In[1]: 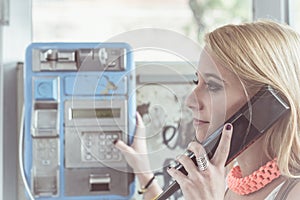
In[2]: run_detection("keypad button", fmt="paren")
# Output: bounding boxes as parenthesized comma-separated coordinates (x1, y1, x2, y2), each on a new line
(106, 135, 112, 140)
(112, 153, 119, 160)
(112, 134, 118, 139)
(86, 141, 93, 147)
(99, 134, 105, 139)
(85, 154, 92, 160)
(106, 154, 112, 160)
(99, 148, 105, 153)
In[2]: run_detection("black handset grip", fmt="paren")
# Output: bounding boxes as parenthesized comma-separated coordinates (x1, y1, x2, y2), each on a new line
(155, 86, 290, 200)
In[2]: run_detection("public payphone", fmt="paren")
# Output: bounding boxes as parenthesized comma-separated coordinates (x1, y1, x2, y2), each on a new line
(23, 43, 136, 199)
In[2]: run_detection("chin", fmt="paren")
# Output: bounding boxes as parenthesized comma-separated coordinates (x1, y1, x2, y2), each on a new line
(195, 123, 217, 143)
(195, 129, 209, 143)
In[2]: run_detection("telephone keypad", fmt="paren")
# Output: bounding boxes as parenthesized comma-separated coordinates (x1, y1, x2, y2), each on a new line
(81, 132, 121, 162)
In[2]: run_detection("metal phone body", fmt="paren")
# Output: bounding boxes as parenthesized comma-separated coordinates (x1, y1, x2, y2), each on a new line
(156, 85, 290, 200)
(24, 43, 136, 200)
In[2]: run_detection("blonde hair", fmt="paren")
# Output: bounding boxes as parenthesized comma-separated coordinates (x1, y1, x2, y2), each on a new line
(204, 19, 300, 178)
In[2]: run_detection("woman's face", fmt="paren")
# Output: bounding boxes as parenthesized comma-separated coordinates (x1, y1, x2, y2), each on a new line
(185, 48, 249, 142)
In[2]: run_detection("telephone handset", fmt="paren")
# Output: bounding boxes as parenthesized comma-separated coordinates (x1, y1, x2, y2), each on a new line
(155, 85, 290, 200)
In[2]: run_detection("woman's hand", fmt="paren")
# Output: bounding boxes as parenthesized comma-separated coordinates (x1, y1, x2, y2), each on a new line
(114, 112, 151, 174)
(167, 123, 233, 200)
(114, 113, 163, 199)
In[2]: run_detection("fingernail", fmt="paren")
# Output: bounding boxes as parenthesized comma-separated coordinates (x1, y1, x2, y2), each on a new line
(113, 139, 119, 145)
(226, 124, 232, 130)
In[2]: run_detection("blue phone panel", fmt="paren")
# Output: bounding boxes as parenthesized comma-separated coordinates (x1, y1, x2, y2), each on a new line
(24, 43, 136, 200)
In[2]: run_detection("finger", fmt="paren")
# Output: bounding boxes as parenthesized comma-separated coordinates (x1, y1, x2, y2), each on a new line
(187, 142, 210, 173)
(211, 123, 233, 166)
(134, 112, 146, 138)
(136, 112, 145, 128)
(177, 155, 199, 175)
(167, 167, 190, 186)
(187, 141, 207, 159)
(131, 113, 147, 151)
(114, 139, 135, 154)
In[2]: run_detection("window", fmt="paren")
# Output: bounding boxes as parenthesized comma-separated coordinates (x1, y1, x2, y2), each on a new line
(33, 0, 251, 44)
(289, 0, 300, 33)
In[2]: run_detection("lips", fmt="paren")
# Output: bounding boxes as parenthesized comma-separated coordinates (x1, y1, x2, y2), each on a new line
(193, 118, 209, 126)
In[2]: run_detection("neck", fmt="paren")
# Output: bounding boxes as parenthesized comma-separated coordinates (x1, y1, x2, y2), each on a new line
(236, 135, 270, 177)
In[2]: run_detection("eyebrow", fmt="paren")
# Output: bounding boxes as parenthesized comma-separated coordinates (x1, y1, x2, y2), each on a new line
(203, 72, 225, 82)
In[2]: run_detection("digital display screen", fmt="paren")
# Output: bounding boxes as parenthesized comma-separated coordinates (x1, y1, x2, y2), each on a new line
(72, 108, 121, 119)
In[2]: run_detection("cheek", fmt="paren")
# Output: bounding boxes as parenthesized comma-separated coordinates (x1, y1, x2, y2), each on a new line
(210, 92, 227, 120)
(209, 99, 227, 131)
(204, 92, 228, 134)
(225, 94, 248, 119)
(209, 92, 246, 131)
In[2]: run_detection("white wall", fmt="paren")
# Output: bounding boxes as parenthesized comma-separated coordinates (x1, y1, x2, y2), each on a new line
(0, 0, 31, 199)
(3, 0, 32, 62)
(0, 26, 3, 200)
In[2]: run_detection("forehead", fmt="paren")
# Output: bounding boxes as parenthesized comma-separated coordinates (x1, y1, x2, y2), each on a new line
(197, 48, 237, 82)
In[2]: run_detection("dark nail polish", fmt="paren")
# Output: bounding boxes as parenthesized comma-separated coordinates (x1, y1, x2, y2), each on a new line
(226, 124, 232, 130)
(113, 139, 119, 145)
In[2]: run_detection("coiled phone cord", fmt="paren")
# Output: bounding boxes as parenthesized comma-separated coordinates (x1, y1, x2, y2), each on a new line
(19, 104, 35, 200)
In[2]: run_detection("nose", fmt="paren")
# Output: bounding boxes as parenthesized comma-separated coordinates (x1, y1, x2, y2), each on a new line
(185, 86, 203, 111)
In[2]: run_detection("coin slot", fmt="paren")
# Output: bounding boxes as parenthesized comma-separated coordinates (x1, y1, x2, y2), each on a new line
(89, 174, 111, 191)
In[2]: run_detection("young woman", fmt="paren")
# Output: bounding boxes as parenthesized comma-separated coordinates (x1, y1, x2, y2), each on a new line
(114, 20, 300, 199)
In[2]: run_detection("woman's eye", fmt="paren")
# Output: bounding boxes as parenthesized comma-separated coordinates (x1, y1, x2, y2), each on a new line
(206, 81, 222, 92)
